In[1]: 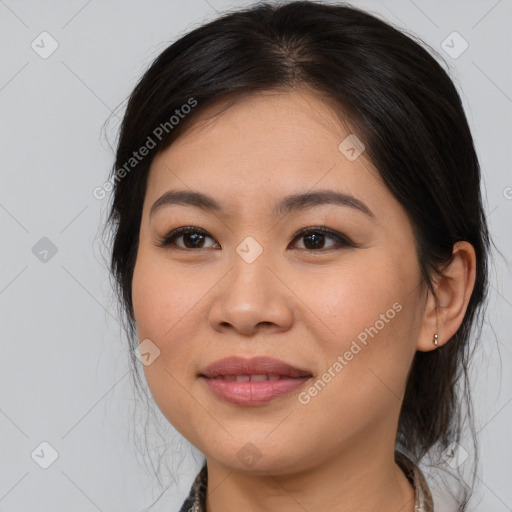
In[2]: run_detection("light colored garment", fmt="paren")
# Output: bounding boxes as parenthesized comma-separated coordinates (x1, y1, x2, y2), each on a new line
(179, 450, 434, 511)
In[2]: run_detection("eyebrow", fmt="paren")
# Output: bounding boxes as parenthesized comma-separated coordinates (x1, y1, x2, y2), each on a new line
(149, 189, 375, 219)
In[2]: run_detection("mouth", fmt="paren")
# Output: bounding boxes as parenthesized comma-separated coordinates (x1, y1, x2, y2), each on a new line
(198, 356, 313, 406)
(208, 374, 289, 381)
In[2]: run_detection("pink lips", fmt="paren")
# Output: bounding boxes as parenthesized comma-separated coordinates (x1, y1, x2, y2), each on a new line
(199, 356, 312, 406)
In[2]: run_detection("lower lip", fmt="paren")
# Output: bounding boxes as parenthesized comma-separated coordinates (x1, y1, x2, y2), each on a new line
(200, 376, 311, 406)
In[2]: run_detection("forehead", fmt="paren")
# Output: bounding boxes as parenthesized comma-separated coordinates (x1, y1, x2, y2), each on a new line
(161, 89, 349, 157)
(146, 91, 387, 220)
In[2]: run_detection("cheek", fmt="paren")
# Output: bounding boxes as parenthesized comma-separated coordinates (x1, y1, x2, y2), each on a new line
(292, 252, 419, 349)
(131, 248, 217, 430)
(131, 271, 194, 441)
(292, 253, 421, 407)
(132, 249, 202, 361)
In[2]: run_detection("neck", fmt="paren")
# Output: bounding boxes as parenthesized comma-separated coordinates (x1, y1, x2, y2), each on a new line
(204, 439, 415, 512)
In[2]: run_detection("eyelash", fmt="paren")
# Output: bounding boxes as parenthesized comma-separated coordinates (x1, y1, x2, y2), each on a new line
(155, 225, 356, 251)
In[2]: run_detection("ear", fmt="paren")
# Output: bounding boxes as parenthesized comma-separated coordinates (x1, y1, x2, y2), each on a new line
(416, 241, 477, 352)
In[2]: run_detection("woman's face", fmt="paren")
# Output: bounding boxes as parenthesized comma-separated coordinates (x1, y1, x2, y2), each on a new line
(132, 89, 426, 475)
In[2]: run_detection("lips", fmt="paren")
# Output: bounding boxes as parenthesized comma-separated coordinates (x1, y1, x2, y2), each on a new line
(199, 356, 312, 379)
(199, 356, 313, 406)
(210, 374, 282, 381)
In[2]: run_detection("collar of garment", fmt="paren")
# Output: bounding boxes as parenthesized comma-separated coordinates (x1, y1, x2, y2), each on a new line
(178, 450, 434, 512)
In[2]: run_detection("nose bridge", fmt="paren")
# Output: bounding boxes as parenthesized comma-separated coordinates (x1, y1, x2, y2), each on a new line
(228, 235, 274, 307)
(207, 236, 294, 335)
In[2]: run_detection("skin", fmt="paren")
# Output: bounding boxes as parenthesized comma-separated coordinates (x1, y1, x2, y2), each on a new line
(131, 89, 476, 512)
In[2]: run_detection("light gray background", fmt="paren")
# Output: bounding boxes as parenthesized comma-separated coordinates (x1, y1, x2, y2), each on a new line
(1, 0, 511, 511)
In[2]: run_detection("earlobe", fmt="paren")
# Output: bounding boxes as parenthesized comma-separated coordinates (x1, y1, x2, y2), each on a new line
(416, 241, 477, 352)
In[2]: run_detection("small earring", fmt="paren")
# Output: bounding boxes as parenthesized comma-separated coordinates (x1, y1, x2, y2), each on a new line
(433, 333, 439, 347)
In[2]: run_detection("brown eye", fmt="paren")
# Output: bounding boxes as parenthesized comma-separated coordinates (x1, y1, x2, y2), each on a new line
(156, 227, 219, 250)
(290, 227, 355, 251)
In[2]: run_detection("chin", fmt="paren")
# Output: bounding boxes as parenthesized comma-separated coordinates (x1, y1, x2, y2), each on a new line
(205, 439, 313, 476)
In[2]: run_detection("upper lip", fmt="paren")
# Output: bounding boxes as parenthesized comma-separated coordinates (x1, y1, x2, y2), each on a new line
(199, 356, 312, 378)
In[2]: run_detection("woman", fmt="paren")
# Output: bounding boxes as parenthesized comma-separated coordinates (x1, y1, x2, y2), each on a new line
(104, 2, 489, 510)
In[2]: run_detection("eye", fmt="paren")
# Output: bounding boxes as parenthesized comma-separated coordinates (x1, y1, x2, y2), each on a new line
(156, 226, 219, 250)
(289, 226, 355, 251)
(156, 225, 355, 251)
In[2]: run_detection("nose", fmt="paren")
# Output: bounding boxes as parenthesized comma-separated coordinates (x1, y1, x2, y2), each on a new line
(207, 256, 294, 337)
